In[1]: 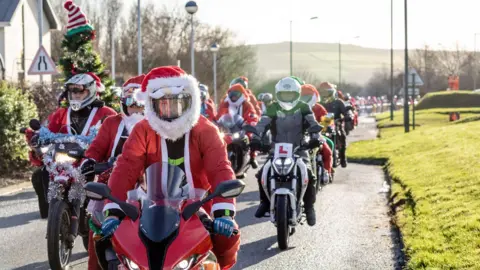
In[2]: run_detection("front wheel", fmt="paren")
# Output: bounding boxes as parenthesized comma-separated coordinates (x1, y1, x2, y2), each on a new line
(276, 195, 290, 250)
(47, 200, 72, 270)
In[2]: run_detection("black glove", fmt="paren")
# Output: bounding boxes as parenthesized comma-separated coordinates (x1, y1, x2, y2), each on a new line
(250, 137, 263, 152)
(80, 158, 96, 177)
(30, 134, 40, 147)
(308, 138, 321, 149)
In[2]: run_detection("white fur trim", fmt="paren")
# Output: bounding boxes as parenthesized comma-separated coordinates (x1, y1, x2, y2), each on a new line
(145, 75, 201, 141)
(103, 202, 122, 212)
(123, 83, 142, 91)
(211, 202, 236, 215)
(150, 86, 184, 99)
(96, 83, 105, 93)
(226, 95, 245, 107)
(134, 91, 148, 103)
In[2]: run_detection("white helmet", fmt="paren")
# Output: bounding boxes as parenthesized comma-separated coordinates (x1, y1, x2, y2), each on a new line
(65, 73, 104, 111)
(275, 77, 301, 110)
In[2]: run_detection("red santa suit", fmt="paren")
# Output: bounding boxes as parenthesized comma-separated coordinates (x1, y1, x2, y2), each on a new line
(301, 84, 333, 173)
(104, 66, 240, 269)
(216, 84, 258, 125)
(85, 74, 146, 270)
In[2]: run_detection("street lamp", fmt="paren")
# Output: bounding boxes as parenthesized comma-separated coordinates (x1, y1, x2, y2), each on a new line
(210, 42, 220, 105)
(474, 33, 480, 90)
(338, 35, 360, 89)
(185, 1, 198, 77)
(290, 16, 318, 76)
(403, 0, 409, 133)
(390, 0, 394, 121)
(137, 0, 142, 75)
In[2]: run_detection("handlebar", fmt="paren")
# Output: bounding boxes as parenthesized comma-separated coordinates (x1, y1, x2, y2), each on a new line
(93, 162, 113, 175)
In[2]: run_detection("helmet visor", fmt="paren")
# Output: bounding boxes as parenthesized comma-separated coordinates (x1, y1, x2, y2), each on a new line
(228, 91, 243, 102)
(122, 88, 144, 107)
(66, 84, 87, 94)
(300, 94, 313, 103)
(277, 91, 299, 103)
(152, 93, 192, 120)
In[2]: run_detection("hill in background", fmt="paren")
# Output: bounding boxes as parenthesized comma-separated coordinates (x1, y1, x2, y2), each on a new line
(250, 42, 406, 85)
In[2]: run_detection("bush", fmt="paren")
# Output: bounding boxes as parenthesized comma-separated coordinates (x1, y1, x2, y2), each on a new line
(416, 90, 480, 110)
(0, 82, 38, 174)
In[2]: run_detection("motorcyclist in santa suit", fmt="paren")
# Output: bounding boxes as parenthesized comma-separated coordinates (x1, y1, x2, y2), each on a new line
(79, 74, 146, 270)
(29, 73, 116, 219)
(99, 66, 241, 269)
(199, 83, 217, 122)
(251, 76, 322, 226)
(260, 93, 273, 114)
(318, 82, 348, 168)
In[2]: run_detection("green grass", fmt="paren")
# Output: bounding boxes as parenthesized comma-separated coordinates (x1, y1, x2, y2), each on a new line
(416, 91, 480, 110)
(349, 110, 480, 269)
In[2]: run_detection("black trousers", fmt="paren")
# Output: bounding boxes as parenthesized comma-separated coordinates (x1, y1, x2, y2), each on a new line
(31, 167, 49, 203)
(256, 163, 316, 209)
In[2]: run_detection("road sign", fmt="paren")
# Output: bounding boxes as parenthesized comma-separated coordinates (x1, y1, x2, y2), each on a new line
(407, 68, 424, 87)
(27, 46, 58, 75)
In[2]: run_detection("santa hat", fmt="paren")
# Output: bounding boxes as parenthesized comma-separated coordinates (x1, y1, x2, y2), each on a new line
(85, 72, 105, 92)
(64, 0, 94, 36)
(301, 84, 320, 106)
(123, 74, 145, 92)
(227, 83, 248, 97)
(140, 66, 201, 140)
(318, 82, 336, 91)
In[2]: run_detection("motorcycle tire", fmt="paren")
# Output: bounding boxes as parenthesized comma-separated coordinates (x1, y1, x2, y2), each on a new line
(316, 165, 323, 194)
(276, 195, 290, 250)
(47, 200, 72, 270)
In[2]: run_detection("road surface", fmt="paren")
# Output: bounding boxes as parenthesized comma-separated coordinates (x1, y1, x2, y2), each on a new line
(0, 116, 400, 270)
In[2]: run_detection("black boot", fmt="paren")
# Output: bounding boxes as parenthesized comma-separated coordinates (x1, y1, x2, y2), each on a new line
(255, 172, 269, 218)
(305, 208, 316, 226)
(32, 168, 49, 219)
(250, 157, 259, 169)
(255, 201, 270, 218)
(340, 147, 347, 168)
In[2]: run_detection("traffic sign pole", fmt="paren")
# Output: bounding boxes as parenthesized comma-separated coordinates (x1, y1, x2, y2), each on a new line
(38, 0, 43, 83)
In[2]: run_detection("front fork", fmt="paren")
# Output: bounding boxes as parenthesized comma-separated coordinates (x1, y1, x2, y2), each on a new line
(68, 199, 82, 243)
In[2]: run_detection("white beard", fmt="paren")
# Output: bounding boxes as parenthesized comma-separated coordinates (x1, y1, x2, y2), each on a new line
(123, 113, 144, 134)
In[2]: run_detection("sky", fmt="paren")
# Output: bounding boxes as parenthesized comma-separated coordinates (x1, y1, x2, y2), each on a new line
(122, 0, 480, 51)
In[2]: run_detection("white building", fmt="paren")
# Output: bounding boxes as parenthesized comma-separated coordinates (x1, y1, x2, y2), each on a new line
(0, 0, 59, 83)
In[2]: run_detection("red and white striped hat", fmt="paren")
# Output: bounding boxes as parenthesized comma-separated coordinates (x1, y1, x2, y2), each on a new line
(63, 0, 94, 36)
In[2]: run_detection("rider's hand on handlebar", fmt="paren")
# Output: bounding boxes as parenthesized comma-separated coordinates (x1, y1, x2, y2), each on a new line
(213, 217, 236, 238)
(80, 158, 96, 176)
(101, 216, 120, 237)
(250, 137, 263, 152)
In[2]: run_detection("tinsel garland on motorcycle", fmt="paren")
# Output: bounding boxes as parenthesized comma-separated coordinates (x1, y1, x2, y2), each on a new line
(39, 126, 99, 204)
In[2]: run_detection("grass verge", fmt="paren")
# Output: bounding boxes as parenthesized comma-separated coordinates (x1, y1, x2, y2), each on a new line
(349, 110, 480, 269)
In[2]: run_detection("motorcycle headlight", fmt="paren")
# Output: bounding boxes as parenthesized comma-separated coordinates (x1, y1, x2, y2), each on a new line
(54, 152, 77, 164)
(125, 258, 140, 270)
(272, 157, 294, 176)
(232, 132, 240, 139)
(174, 255, 197, 270)
(40, 146, 49, 154)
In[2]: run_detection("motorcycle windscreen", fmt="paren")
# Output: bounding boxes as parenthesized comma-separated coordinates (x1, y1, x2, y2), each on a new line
(140, 162, 186, 242)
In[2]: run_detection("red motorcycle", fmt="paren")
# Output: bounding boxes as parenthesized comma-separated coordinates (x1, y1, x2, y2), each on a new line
(84, 162, 245, 270)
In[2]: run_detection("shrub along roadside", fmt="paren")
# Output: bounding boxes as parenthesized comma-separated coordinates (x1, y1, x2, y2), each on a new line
(0, 82, 38, 184)
(348, 111, 480, 269)
(416, 90, 480, 110)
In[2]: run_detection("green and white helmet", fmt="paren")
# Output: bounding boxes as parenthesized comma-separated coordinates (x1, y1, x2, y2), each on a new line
(275, 77, 302, 110)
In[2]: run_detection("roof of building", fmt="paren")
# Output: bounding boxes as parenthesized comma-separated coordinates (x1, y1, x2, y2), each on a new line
(0, 0, 59, 30)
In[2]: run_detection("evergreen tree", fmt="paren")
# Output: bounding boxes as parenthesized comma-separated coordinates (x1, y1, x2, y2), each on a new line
(58, 0, 120, 111)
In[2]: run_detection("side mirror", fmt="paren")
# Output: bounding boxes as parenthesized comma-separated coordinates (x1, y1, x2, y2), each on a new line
(84, 182, 111, 200)
(307, 125, 322, 134)
(182, 180, 246, 220)
(29, 119, 41, 131)
(67, 148, 85, 159)
(212, 179, 246, 198)
(242, 125, 259, 135)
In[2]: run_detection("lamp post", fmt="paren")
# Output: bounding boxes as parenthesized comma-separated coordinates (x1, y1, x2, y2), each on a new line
(403, 0, 409, 133)
(185, 1, 198, 77)
(474, 33, 480, 90)
(210, 42, 220, 105)
(338, 36, 360, 89)
(390, 0, 394, 120)
(290, 16, 318, 76)
(137, 0, 142, 75)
